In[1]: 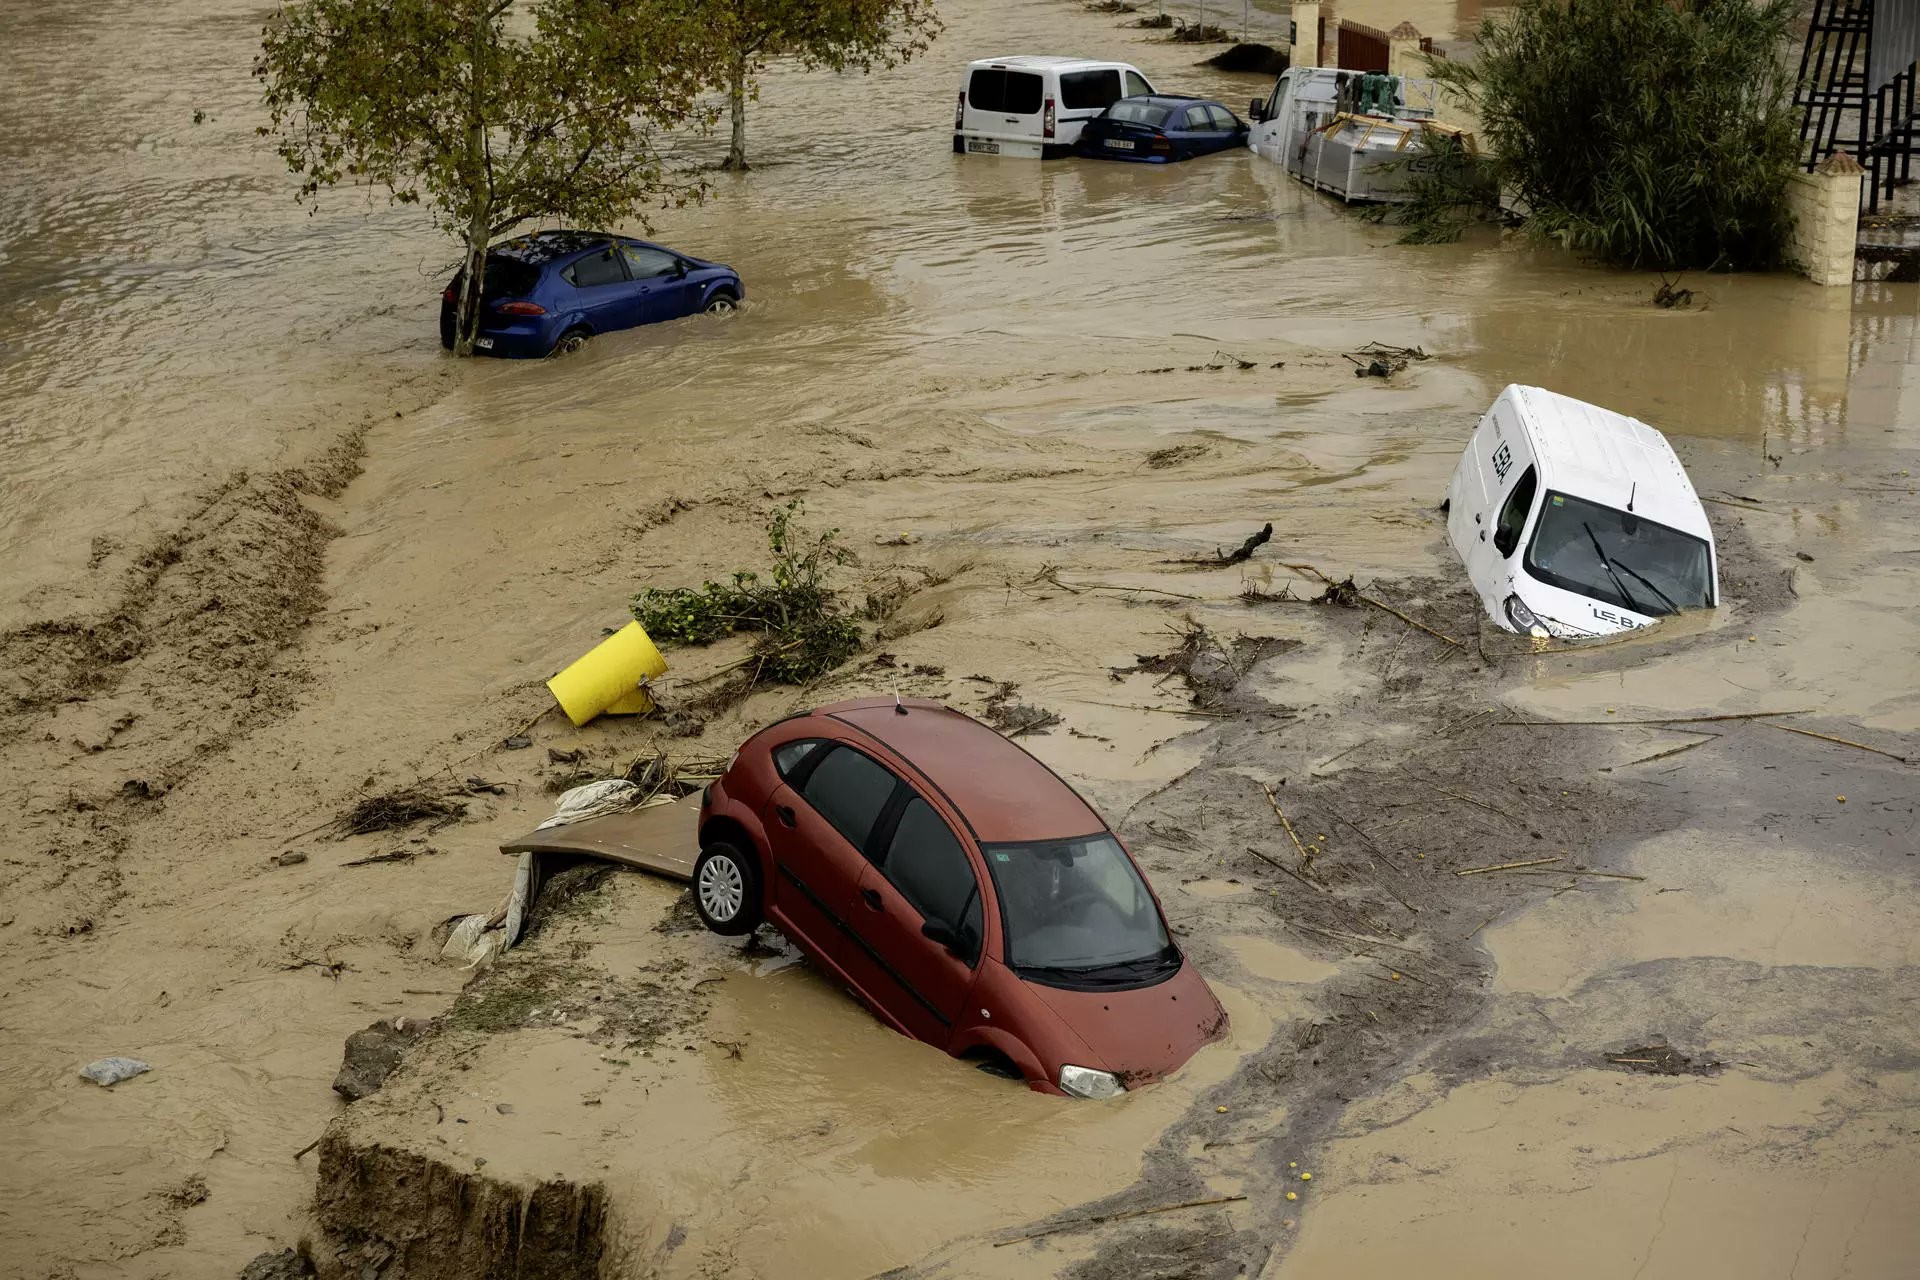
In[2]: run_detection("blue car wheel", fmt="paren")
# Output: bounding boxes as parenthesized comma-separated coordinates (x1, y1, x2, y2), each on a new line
(549, 327, 591, 357)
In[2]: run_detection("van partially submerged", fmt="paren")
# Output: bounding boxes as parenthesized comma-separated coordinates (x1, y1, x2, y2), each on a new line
(1446, 386, 1718, 638)
(1246, 66, 1466, 203)
(955, 56, 1157, 158)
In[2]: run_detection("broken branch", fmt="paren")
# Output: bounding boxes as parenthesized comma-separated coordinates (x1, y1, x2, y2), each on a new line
(1283, 563, 1462, 648)
(1767, 722, 1912, 764)
(1262, 784, 1315, 865)
(1455, 855, 1564, 876)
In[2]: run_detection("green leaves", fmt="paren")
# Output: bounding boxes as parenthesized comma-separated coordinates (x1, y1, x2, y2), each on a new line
(630, 502, 864, 686)
(1432, 0, 1800, 271)
(256, 0, 726, 352)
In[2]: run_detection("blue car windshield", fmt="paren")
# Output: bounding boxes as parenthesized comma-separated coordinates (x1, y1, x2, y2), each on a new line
(1108, 101, 1172, 126)
(983, 833, 1172, 972)
(1525, 491, 1714, 616)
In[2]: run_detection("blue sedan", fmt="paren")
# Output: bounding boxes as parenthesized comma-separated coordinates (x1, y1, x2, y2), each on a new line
(439, 230, 744, 357)
(1073, 95, 1249, 163)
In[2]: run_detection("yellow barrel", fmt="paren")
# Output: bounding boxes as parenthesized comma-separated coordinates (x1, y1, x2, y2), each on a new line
(547, 621, 669, 726)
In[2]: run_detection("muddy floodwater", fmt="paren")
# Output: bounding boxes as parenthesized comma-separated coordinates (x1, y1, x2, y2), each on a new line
(4, 0, 1919, 1277)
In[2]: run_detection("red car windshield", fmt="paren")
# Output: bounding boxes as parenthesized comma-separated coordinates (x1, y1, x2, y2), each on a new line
(983, 833, 1174, 977)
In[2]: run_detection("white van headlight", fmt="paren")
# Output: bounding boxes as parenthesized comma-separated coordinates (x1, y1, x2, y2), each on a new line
(1058, 1064, 1125, 1099)
(1503, 594, 1550, 639)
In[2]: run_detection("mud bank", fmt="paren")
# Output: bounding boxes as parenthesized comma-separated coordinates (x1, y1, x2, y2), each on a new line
(316, 1133, 609, 1280)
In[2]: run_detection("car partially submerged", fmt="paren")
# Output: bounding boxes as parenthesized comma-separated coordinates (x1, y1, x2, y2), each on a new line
(1074, 95, 1249, 162)
(694, 697, 1227, 1096)
(1446, 385, 1718, 638)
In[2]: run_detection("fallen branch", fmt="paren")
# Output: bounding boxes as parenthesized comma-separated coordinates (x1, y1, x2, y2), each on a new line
(1433, 785, 1519, 823)
(1767, 722, 1912, 764)
(1455, 855, 1564, 876)
(1283, 563, 1463, 649)
(1245, 845, 1329, 894)
(1262, 784, 1315, 864)
(1604, 732, 1719, 769)
(1291, 921, 1431, 955)
(992, 1194, 1247, 1246)
(292, 1137, 321, 1161)
(1497, 709, 1813, 727)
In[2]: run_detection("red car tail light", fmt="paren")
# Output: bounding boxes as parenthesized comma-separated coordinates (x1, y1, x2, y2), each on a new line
(955, 91, 966, 129)
(1043, 97, 1056, 138)
(495, 300, 546, 316)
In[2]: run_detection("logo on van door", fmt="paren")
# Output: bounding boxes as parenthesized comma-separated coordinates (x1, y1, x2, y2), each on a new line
(1491, 443, 1513, 482)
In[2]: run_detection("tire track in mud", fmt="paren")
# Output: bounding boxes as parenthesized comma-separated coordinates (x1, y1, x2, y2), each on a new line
(0, 417, 378, 936)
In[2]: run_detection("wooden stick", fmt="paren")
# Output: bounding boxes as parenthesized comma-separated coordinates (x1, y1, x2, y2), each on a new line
(1262, 784, 1315, 864)
(1767, 722, 1912, 764)
(1245, 845, 1329, 894)
(1282, 562, 1463, 649)
(1056, 695, 1227, 719)
(1497, 709, 1813, 727)
(1606, 733, 1718, 769)
(292, 1137, 321, 1162)
(1700, 496, 1769, 513)
(1291, 921, 1431, 955)
(1455, 855, 1564, 877)
(1434, 785, 1519, 822)
(993, 1194, 1247, 1246)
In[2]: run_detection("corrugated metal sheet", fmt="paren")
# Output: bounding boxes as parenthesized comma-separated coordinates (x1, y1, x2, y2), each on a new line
(1870, 0, 1920, 91)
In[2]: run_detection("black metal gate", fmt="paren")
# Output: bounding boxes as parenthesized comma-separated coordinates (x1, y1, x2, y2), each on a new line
(1797, 0, 1920, 210)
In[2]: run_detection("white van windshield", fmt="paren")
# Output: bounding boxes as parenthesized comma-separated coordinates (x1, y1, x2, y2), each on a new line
(983, 833, 1176, 981)
(1525, 491, 1713, 616)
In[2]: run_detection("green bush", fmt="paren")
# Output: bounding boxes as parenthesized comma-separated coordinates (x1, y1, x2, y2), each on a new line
(632, 501, 862, 685)
(1432, 0, 1802, 270)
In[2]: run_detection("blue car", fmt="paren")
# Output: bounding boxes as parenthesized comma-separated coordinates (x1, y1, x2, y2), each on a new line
(1073, 95, 1249, 162)
(438, 230, 744, 357)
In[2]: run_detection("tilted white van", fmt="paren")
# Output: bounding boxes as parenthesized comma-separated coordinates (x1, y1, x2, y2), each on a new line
(1446, 385, 1718, 638)
(954, 57, 1157, 158)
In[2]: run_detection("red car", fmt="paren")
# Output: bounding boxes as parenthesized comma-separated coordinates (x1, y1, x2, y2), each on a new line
(694, 696, 1227, 1097)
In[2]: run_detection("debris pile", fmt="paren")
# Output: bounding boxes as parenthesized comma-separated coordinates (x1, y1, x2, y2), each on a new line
(1344, 342, 1430, 378)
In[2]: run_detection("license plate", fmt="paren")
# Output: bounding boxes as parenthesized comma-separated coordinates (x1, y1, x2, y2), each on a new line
(966, 138, 1000, 154)
(1103, 138, 1135, 151)
(474, 337, 494, 350)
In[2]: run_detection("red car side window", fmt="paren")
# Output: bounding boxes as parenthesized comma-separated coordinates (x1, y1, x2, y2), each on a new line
(798, 746, 898, 854)
(883, 798, 984, 963)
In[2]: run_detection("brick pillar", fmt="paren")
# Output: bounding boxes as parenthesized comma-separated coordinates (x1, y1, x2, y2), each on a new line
(1386, 22, 1422, 76)
(1787, 152, 1864, 287)
(1291, 1, 1321, 66)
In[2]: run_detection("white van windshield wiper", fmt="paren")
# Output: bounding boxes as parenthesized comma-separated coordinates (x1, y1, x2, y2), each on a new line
(1582, 522, 1645, 615)
(1608, 558, 1680, 615)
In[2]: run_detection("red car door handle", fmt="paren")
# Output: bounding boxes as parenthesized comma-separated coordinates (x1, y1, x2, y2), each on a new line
(776, 805, 797, 828)
(860, 888, 884, 911)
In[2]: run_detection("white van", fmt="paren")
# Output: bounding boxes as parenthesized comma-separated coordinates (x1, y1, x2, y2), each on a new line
(1445, 386, 1718, 638)
(954, 57, 1158, 159)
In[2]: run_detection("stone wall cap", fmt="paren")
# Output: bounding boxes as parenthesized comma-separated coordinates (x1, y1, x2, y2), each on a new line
(1389, 21, 1424, 37)
(1818, 151, 1866, 176)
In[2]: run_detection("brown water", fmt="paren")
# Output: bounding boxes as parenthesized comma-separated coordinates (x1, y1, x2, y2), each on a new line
(4, 0, 1920, 1276)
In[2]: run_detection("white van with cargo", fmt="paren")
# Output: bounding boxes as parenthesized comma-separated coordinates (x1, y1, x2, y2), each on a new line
(955, 57, 1157, 158)
(1445, 385, 1718, 639)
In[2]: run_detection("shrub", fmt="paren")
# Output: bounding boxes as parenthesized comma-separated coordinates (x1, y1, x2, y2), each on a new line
(1431, 0, 1802, 270)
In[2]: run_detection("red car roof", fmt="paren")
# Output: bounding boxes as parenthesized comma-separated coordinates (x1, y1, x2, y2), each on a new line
(818, 698, 1103, 844)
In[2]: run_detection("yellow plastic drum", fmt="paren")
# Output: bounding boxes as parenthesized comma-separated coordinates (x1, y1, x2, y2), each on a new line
(547, 621, 669, 726)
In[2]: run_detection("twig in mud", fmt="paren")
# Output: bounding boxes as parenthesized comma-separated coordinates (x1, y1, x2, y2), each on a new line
(1291, 921, 1431, 955)
(1313, 741, 1368, 772)
(1283, 562, 1464, 649)
(992, 1194, 1247, 1246)
(1496, 709, 1814, 727)
(1455, 855, 1563, 876)
(1603, 732, 1719, 770)
(1767, 722, 1913, 764)
(1323, 805, 1403, 873)
(1054, 695, 1228, 719)
(1504, 867, 1646, 881)
(1176, 522, 1273, 566)
(1432, 785, 1520, 823)
(1261, 784, 1316, 866)
(1700, 495, 1771, 513)
(1034, 567, 1201, 600)
(1465, 911, 1501, 940)
(292, 1137, 321, 1162)
(1246, 845, 1329, 894)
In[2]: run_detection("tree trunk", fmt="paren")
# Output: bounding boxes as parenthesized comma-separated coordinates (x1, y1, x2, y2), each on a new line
(454, 3, 492, 357)
(723, 58, 749, 171)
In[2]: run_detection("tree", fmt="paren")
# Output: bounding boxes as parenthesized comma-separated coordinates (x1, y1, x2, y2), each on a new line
(1430, 0, 1801, 271)
(709, 0, 940, 171)
(256, 0, 721, 355)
